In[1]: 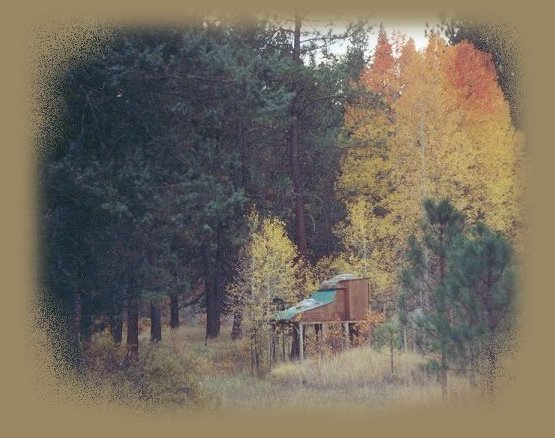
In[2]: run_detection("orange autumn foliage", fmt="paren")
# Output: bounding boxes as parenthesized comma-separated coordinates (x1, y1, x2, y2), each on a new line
(447, 40, 502, 114)
(336, 29, 524, 301)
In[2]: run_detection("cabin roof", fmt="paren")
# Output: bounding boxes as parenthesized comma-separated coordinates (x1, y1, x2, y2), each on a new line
(271, 289, 336, 321)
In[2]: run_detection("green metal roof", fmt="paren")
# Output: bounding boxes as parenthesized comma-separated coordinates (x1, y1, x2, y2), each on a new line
(271, 290, 336, 321)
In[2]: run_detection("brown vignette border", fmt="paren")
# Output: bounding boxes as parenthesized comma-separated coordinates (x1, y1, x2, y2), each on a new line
(2, 0, 550, 436)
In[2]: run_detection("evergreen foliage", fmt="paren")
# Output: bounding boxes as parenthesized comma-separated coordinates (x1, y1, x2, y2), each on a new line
(399, 199, 515, 397)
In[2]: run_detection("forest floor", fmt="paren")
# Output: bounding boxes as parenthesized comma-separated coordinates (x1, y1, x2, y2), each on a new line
(147, 316, 478, 414)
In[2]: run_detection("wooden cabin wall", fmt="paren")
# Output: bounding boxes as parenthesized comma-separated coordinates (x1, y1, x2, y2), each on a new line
(297, 278, 370, 323)
(300, 289, 348, 322)
(342, 279, 370, 320)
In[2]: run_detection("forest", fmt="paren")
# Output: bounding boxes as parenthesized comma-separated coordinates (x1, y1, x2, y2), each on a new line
(37, 14, 523, 411)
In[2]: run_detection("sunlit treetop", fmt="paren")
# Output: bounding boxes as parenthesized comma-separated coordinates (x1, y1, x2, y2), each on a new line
(359, 25, 398, 102)
(445, 40, 508, 117)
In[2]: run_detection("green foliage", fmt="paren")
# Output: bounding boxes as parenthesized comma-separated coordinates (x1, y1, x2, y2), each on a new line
(39, 13, 376, 362)
(399, 198, 464, 352)
(372, 316, 403, 351)
(446, 223, 515, 388)
(37, 17, 520, 403)
(399, 198, 516, 393)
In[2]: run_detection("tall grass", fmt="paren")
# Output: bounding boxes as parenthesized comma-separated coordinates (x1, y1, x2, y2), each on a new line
(80, 318, 477, 413)
(268, 347, 476, 412)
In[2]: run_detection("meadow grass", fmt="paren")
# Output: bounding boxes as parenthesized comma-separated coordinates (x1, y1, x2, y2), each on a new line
(153, 317, 476, 412)
(84, 315, 477, 413)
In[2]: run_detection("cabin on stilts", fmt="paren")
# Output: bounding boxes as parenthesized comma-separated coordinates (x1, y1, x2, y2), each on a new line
(270, 274, 370, 361)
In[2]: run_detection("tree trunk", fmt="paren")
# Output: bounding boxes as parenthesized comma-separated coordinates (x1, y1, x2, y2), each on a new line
(438, 230, 448, 399)
(484, 335, 497, 398)
(68, 290, 83, 369)
(207, 227, 226, 339)
(150, 302, 162, 343)
(390, 334, 394, 376)
(206, 285, 219, 339)
(71, 290, 81, 347)
(250, 331, 259, 376)
(204, 241, 219, 339)
(169, 294, 180, 329)
(440, 350, 448, 399)
(288, 14, 308, 259)
(110, 298, 123, 344)
(111, 312, 123, 344)
(215, 228, 225, 334)
(80, 293, 93, 348)
(231, 311, 242, 340)
(484, 269, 498, 397)
(469, 350, 478, 387)
(290, 325, 300, 360)
(126, 297, 139, 361)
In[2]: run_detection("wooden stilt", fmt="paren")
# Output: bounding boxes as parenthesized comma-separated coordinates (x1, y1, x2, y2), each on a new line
(282, 329, 286, 362)
(343, 322, 349, 348)
(299, 323, 304, 360)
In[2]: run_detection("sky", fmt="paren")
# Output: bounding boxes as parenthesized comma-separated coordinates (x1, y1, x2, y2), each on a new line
(375, 21, 431, 51)
(307, 19, 435, 64)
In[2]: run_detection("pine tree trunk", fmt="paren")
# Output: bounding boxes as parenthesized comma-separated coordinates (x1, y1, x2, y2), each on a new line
(440, 350, 448, 399)
(112, 317, 123, 344)
(110, 298, 123, 344)
(150, 303, 162, 343)
(484, 269, 498, 398)
(288, 14, 308, 258)
(468, 346, 478, 387)
(205, 269, 220, 339)
(438, 230, 448, 399)
(204, 239, 219, 339)
(126, 297, 139, 360)
(71, 290, 81, 347)
(206, 287, 219, 339)
(231, 311, 242, 340)
(215, 228, 225, 334)
(69, 290, 82, 369)
(485, 335, 497, 397)
(80, 294, 92, 348)
(205, 229, 224, 339)
(169, 294, 179, 329)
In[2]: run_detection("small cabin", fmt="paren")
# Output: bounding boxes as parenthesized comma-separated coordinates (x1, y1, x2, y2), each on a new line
(271, 274, 370, 360)
(272, 274, 370, 323)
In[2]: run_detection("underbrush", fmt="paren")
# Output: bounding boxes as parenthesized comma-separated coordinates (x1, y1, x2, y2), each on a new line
(82, 332, 207, 409)
(77, 322, 477, 412)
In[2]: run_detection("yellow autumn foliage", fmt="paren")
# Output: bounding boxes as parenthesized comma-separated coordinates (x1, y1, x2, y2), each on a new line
(227, 209, 310, 374)
(333, 31, 523, 304)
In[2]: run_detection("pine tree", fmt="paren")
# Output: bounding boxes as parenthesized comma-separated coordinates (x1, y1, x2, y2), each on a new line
(447, 223, 515, 395)
(399, 198, 464, 398)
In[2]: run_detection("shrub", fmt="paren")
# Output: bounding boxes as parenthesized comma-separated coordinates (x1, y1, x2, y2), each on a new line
(124, 343, 202, 406)
(83, 333, 203, 407)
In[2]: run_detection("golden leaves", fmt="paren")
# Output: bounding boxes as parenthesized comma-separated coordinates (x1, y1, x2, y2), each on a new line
(333, 29, 522, 303)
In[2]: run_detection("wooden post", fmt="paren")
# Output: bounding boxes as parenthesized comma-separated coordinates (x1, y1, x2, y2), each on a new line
(299, 323, 304, 360)
(343, 322, 349, 348)
(282, 327, 286, 362)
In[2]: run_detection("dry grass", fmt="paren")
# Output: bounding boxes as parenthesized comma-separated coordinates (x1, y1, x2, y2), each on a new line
(150, 317, 477, 413)
(87, 315, 478, 413)
(268, 347, 475, 412)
